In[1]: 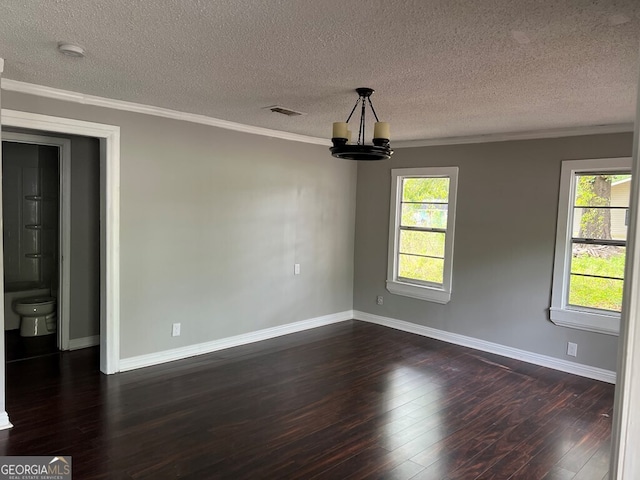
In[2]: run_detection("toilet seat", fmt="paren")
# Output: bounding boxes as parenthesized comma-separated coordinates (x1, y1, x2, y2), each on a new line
(16, 296, 55, 306)
(14, 296, 56, 315)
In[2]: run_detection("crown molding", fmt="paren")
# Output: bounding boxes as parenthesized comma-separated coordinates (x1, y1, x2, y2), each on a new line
(0, 78, 329, 146)
(393, 123, 634, 148)
(1, 78, 632, 148)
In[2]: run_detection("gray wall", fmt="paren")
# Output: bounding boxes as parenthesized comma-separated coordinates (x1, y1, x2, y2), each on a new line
(354, 133, 633, 372)
(68, 135, 100, 340)
(2, 91, 357, 359)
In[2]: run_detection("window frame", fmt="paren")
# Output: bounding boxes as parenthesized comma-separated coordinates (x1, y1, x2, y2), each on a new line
(386, 167, 459, 304)
(550, 157, 632, 336)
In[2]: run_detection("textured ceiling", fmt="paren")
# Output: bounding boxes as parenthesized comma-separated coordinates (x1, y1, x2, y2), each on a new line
(0, 0, 639, 142)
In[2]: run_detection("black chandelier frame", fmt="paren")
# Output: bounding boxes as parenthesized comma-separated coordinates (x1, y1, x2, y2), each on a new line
(330, 88, 393, 161)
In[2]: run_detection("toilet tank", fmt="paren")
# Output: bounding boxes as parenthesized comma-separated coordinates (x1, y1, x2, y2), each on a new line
(4, 283, 50, 331)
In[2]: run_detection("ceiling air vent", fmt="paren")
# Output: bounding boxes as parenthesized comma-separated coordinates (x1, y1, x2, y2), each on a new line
(263, 105, 306, 117)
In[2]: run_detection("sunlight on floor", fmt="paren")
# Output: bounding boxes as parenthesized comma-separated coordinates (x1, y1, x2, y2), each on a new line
(381, 366, 446, 472)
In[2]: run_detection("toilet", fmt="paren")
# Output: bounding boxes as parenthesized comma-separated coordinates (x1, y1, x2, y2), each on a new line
(13, 296, 57, 337)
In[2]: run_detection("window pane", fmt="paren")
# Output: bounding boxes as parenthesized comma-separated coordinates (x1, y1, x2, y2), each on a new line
(399, 230, 445, 258)
(574, 174, 615, 207)
(398, 254, 444, 284)
(572, 207, 627, 240)
(610, 175, 631, 207)
(402, 177, 449, 203)
(401, 203, 448, 229)
(571, 244, 625, 279)
(568, 275, 623, 312)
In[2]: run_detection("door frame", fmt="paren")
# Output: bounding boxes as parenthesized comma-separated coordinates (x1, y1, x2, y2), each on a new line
(1, 109, 120, 376)
(610, 54, 640, 478)
(2, 132, 71, 350)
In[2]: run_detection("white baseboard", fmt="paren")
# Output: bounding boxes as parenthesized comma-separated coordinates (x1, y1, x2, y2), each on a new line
(119, 310, 354, 372)
(117, 309, 616, 383)
(0, 411, 13, 430)
(354, 310, 616, 384)
(68, 335, 100, 351)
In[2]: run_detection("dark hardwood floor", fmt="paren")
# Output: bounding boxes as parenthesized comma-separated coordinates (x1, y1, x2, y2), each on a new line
(0, 321, 613, 479)
(4, 329, 58, 363)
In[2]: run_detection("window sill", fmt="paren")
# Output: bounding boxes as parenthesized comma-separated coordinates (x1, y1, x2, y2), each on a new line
(549, 307, 620, 336)
(386, 280, 451, 304)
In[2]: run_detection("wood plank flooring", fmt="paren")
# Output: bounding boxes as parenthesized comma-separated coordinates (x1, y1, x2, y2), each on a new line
(4, 329, 58, 363)
(0, 321, 614, 479)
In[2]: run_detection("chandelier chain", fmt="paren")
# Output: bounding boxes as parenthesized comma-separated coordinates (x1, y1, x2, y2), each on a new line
(367, 97, 381, 123)
(346, 97, 361, 123)
(359, 98, 367, 145)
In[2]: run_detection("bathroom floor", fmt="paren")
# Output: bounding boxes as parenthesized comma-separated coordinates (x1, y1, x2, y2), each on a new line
(4, 330, 58, 362)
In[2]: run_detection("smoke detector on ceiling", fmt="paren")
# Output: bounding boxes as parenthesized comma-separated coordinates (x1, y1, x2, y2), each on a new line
(263, 105, 306, 117)
(57, 43, 85, 58)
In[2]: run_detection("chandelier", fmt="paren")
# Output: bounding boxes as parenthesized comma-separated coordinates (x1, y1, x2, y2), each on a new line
(330, 88, 393, 161)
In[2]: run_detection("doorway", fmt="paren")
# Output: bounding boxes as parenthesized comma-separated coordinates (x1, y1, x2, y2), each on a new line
(0, 109, 120, 384)
(1, 130, 105, 363)
(2, 133, 69, 361)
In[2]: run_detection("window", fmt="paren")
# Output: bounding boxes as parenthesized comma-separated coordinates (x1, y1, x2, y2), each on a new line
(387, 167, 458, 303)
(550, 158, 632, 335)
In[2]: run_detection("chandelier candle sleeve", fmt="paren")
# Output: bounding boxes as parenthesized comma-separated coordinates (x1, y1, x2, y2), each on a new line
(333, 122, 348, 139)
(347, 130, 352, 143)
(374, 122, 390, 140)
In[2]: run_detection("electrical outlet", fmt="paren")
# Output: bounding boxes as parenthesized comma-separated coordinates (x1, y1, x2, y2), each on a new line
(376, 295, 384, 305)
(172, 323, 181, 337)
(294, 263, 301, 275)
(567, 342, 577, 357)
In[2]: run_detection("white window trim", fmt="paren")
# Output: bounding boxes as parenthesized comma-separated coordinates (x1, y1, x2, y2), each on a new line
(386, 167, 459, 304)
(550, 157, 632, 336)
